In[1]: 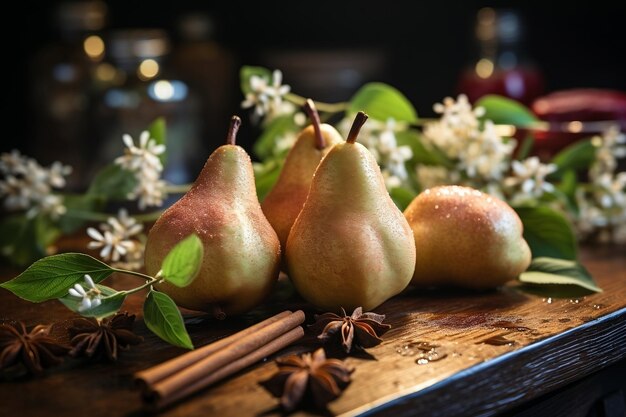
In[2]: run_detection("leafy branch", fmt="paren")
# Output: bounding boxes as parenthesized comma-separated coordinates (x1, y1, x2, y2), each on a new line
(0, 234, 204, 349)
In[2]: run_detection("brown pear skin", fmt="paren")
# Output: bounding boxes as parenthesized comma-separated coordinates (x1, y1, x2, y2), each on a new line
(286, 112, 416, 312)
(404, 185, 531, 289)
(144, 116, 281, 317)
(261, 99, 343, 255)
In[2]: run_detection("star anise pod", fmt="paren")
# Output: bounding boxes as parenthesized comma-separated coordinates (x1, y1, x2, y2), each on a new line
(260, 348, 353, 411)
(0, 321, 70, 375)
(68, 312, 143, 361)
(310, 307, 391, 353)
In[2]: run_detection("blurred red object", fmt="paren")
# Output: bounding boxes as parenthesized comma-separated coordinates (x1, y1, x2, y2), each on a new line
(530, 88, 626, 157)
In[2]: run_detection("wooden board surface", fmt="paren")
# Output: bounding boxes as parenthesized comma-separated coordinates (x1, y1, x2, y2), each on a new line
(0, 245, 625, 417)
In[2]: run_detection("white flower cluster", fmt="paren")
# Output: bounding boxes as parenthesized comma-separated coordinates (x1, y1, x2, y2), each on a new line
(87, 208, 145, 270)
(576, 126, 626, 243)
(115, 131, 167, 210)
(418, 94, 516, 194)
(241, 70, 294, 120)
(503, 156, 558, 205)
(339, 117, 414, 189)
(0, 150, 71, 219)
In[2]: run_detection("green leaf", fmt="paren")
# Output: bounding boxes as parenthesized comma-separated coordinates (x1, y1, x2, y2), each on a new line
(148, 117, 167, 165)
(550, 139, 595, 178)
(58, 194, 103, 234)
(556, 170, 579, 213)
(396, 130, 453, 168)
(253, 115, 298, 160)
(143, 290, 193, 349)
(59, 284, 126, 319)
(240, 66, 272, 95)
(0, 215, 60, 267)
(476, 95, 538, 126)
(519, 257, 602, 293)
(0, 253, 114, 302)
(349, 83, 418, 123)
(514, 283, 598, 299)
(254, 159, 284, 202)
(87, 164, 138, 200)
(389, 187, 417, 211)
(516, 135, 535, 160)
(515, 206, 578, 260)
(161, 234, 204, 287)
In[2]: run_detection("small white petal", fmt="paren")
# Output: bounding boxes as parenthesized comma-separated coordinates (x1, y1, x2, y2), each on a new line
(84, 274, 96, 288)
(91, 298, 102, 308)
(79, 297, 92, 311)
(73, 283, 86, 296)
(87, 227, 104, 241)
(139, 131, 150, 148)
(122, 134, 135, 149)
(68, 288, 82, 297)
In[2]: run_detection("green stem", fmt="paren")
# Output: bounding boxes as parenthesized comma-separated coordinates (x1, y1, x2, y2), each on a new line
(122, 276, 160, 295)
(63, 209, 163, 223)
(111, 268, 157, 282)
(285, 93, 349, 113)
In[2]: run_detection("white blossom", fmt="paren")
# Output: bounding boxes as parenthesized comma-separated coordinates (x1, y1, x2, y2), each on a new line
(114, 131, 167, 209)
(115, 131, 165, 173)
(422, 95, 515, 191)
(589, 126, 626, 181)
(504, 156, 557, 204)
(415, 165, 457, 189)
(87, 209, 145, 268)
(0, 150, 71, 219)
(241, 70, 292, 120)
(68, 274, 102, 312)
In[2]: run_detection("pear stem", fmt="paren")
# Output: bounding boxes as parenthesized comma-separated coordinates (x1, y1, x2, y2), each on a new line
(346, 111, 369, 144)
(303, 98, 325, 150)
(226, 116, 242, 145)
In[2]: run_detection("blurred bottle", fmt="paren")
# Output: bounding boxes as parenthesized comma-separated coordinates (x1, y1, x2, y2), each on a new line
(95, 29, 205, 185)
(171, 12, 235, 151)
(30, 0, 108, 189)
(457, 7, 544, 105)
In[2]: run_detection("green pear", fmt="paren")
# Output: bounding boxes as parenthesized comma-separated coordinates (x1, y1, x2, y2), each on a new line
(261, 99, 343, 254)
(286, 112, 416, 311)
(144, 116, 281, 318)
(403, 185, 531, 288)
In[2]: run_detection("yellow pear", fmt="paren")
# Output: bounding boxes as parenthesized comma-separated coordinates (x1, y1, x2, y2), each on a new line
(286, 112, 416, 311)
(404, 185, 531, 288)
(261, 99, 343, 255)
(144, 116, 281, 318)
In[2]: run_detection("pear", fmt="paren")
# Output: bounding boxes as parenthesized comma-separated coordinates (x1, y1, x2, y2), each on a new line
(286, 112, 416, 311)
(144, 116, 281, 318)
(403, 185, 531, 289)
(261, 99, 343, 254)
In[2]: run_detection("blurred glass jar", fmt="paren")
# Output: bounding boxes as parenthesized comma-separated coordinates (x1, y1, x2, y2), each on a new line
(29, 0, 108, 189)
(94, 29, 205, 186)
(457, 7, 544, 105)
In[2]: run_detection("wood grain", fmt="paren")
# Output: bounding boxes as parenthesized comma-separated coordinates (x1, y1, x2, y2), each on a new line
(0, 245, 624, 417)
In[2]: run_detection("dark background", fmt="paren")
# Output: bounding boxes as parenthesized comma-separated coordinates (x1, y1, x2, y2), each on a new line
(4, 0, 626, 160)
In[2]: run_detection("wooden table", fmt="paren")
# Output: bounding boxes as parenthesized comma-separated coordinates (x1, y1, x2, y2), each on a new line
(1, 246, 625, 417)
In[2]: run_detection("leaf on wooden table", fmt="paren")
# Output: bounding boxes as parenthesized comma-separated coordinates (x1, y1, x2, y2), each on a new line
(0, 253, 113, 302)
(143, 290, 193, 349)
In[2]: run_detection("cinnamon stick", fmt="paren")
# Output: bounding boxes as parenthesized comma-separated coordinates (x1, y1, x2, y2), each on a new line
(135, 310, 293, 387)
(147, 326, 304, 410)
(137, 310, 305, 409)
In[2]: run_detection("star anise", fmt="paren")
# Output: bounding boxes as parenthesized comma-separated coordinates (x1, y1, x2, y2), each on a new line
(260, 348, 353, 411)
(0, 321, 70, 375)
(310, 307, 391, 353)
(68, 312, 142, 361)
